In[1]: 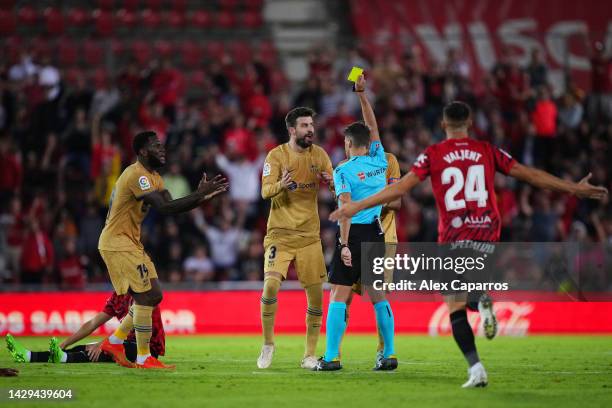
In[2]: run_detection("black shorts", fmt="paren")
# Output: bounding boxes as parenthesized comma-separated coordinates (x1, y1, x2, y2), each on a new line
(329, 222, 385, 286)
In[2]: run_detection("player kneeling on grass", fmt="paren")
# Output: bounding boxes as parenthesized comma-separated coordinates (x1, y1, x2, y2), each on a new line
(314, 75, 397, 372)
(6, 292, 165, 365)
(330, 101, 608, 386)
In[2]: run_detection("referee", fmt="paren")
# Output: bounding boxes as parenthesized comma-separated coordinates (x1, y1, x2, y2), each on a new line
(314, 75, 397, 371)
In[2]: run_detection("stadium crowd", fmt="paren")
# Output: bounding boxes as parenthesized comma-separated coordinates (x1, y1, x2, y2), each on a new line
(0, 41, 610, 288)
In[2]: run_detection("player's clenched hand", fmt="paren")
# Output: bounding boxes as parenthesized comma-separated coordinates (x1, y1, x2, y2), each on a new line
(198, 174, 229, 196)
(574, 173, 609, 200)
(329, 202, 359, 222)
(341, 246, 352, 267)
(86, 342, 103, 362)
(280, 169, 295, 190)
(355, 74, 366, 92)
(319, 171, 333, 185)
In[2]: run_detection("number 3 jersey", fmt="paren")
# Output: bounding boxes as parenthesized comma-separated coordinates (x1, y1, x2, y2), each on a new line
(411, 137, 516, 243)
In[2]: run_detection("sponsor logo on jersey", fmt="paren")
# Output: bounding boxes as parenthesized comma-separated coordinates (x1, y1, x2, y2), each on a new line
(443, 149, 482, 164)
(138, 176, 151, 191)
(451, 215, 492, 228)
(358, 172, 365, 181)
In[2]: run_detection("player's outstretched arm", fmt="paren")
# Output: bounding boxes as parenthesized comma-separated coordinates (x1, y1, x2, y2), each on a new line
(144, 174, 228, 215)
(354, 75, 380, 142)
(509, 164, 608, 200)
(330, 172, 420, 221)
(60, 312, 112, 350)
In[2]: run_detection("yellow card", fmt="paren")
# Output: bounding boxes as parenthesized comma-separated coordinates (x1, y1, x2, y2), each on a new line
(347, 66, 363, 82)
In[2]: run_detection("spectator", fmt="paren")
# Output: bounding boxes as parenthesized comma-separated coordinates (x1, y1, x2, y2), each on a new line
(57, 238, 86, 289)
(558, 93, 584, 130)
(531, 87, 558, 170)
(20, 218, 54, 284)
(163, 162, 191, 199)
(526, 48, 548, 88)
(183, 245, 214, 282)
(0, 137, 22, 206)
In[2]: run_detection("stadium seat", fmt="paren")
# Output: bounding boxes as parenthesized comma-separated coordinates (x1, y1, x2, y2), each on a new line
(44, 7, 65, 36)
(0, 9, 15, 35)
(17, 6, 38, 27)
(243, 0, 263, 10)
(0, 0, 15, 10)
(110, 39, 125, 57)
(91, 68, 108, 88)
(154, 40, 173, 59)
(258, 41, 277, 62)
(123, 0, 140, 11)
(116, 8, 136, 29)
(191, 10, 211, 29)
(229, 41, 252, 65)
(180, 41, 204, 68)
(165, 10, 185, 29)
(131, 40, 152, 65)
(29, 37, 51, 60)
(205, 41, 225, 60)
(215, 11, 236, 29)
(66, 8, 89, 27)
(141, 9, 161, 29)
(144, 0, 162, 10)
(97, 0, 114, 10)
(219, 0, 239, 10)
(189, 70, 206, 88)
(3, 36, 22, 61)
(171, 0, 187, 13)
(93, 9, 114, 36)
(241, 11, 262, 29)
(83, 40, 104, 66)
(64, 67, 84, 84)
(58, 40, 79, 66)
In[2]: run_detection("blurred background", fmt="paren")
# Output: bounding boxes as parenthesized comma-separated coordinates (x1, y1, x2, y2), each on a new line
(0, 0, 610, 292)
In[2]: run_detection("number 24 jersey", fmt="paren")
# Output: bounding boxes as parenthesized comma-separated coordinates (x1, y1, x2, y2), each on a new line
(411, 137, 516, 243)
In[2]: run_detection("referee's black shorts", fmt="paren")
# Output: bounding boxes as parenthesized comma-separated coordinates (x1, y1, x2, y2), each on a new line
(329, 222, 385, 286)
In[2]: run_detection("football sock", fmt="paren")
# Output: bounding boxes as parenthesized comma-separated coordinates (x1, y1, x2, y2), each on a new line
(110, 305, 134, 344)
(339, 307, 349, 358)
(376, 324, 384, 353)
(374, 300, 395, 358)
(29, 351, 46, 363)
(304, 283, 323, 357)
(450, 309, 480, 367)
(323, 302, 347, 362)
(133, 304, 154, 364)
(260, 277, 281, 345)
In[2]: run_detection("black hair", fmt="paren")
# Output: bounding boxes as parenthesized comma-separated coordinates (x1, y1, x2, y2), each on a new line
(285, 107, 316, 129)
(132, 131, 157, 155)
(344, 121, 370, 148)
(443, 101, 472, 124)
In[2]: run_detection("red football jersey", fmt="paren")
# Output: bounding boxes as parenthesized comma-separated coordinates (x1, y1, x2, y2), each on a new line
(102, 293, 166, 356)
(411, 137, 516, 243)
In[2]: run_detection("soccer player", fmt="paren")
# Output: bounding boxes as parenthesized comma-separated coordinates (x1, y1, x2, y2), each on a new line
(314, 75, 397, 371)
(344, 151, 401, 361)
(329, 101, 608, 386)
(98, 131, 227, 369)
(6, 292, 165, 364)
(258, 107, 334, 369)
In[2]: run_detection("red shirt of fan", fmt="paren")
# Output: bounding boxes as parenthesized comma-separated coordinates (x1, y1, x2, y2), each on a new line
(102, 293, 166, 356)
(410, 137, 516, 243)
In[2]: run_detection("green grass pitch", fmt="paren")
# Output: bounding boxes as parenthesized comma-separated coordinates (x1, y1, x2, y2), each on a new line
(2, 335, 611, 408)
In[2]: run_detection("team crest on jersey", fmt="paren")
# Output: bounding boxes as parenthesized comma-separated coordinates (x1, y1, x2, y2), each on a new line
(139, 176, 151, 191)
(357, 172, 365, 181)
(262, 162, 271, 177)
(310, 165, 319, 173)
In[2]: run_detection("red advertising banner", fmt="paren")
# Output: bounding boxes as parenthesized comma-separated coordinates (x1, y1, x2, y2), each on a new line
(1, 291, 612, 336)
(351, 0, 611, 91)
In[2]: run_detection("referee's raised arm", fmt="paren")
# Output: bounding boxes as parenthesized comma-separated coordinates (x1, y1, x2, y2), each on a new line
(354, 75, 380, 142)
